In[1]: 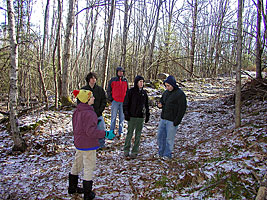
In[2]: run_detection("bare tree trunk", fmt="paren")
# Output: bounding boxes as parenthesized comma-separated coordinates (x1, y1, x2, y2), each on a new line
(102, 0, 115, 90)
(88, 8, 99, 70)
(120, 0, 130, 68)
(148, 0, 162, 79)
(57, 1, 62, 100)
(52, 0, 62, 110)
(39, 0, 50, 109)
(235, 0, 243, 128)
(61, 0, 77, 105)
(162, 0, 176, 74)
(7, 0, 27, 152)
(89, 8, 99, 70)
(214, 0, 227, 76)
(256, 0, 263, 79)
(189, 0, 198, 77)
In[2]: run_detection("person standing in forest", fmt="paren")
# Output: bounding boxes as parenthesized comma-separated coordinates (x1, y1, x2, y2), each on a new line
(107, 67, 129, 139)
(78, 72, 107, 149)
(157, 75, 187, 159)
(69, 89, 115, 200)
(123, 75, 150, 159)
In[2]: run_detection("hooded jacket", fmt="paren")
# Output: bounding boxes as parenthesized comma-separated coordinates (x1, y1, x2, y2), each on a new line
(123, 75, 150, 119)
(160, 76, 187, 126)
(163, 75, 178, 89)
(72, 103, 105, 150)
(107, 67, 128, 102)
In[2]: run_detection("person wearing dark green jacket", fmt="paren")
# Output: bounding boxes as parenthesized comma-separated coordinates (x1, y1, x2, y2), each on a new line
(78, 72, 107, 148)
(157, 75, 187, 159)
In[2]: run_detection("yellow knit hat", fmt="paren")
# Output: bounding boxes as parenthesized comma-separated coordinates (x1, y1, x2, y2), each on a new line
(73, 90, 92, 103)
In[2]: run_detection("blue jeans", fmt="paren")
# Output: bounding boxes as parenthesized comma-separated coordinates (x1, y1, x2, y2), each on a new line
(110, 100, 124, 135)
(97, 116, 106, 148)
(157, 119, 178, 158)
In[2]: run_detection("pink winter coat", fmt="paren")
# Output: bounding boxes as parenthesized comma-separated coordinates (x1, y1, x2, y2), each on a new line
(72, 103, 105, 150)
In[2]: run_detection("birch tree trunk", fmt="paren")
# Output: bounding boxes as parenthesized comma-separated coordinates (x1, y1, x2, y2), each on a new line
(189, 0, 198, 77)
(61, 0, 77, 105)
(101, 0, 115, 90)
(7, 0, 27, 152)
(235, 0, 243, 128)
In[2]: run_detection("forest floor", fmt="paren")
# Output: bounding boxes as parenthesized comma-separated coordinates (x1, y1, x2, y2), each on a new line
(0, 73, 266, 200)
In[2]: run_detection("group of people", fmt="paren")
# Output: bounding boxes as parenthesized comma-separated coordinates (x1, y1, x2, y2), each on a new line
(68, 67, 187, 200)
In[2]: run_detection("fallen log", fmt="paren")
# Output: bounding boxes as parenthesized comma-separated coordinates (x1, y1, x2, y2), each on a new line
(256, 172, 267, 200)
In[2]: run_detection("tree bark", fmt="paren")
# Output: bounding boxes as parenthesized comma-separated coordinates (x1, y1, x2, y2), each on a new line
(61, 0, 77, 105)
(256, 0, 263, 79)
(39, 0, 50, 109)
(57, 2, 62, 100)
(120, 0, 130, 68)
(52, 0, 63, 110)
(148, 0, 162, 79)
(235, 0, 243, 128)
(189, 0, 198, 77)
(162, 0, 176, 74)
(88, 8, 99, 70)
(7, 0, 27, 152)
(101, 0, 115, 90)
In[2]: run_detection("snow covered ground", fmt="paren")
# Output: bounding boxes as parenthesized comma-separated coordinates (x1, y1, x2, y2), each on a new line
(0, 77, 266, 199)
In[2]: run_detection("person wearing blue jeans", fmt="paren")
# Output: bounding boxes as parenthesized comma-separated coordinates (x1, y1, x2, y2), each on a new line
(107, 67, 128, 138)
(157, 119, 178, 158)
(157, 75, 187, 159)
(110, 100, 124, 136)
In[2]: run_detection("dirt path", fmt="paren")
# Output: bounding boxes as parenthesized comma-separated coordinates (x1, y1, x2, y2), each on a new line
(0, 77, 266, 199)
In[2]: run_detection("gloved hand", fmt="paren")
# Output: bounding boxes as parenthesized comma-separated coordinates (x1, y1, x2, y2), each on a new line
(106, 99, 113, 107)
(105, 130, 116, 140)
(124, 114, 130, 121)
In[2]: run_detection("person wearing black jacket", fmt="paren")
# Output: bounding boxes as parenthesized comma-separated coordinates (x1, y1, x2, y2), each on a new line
(157, 75, 187, 159)
(78, 72, 107, 149)
(123, 75, 150, 158)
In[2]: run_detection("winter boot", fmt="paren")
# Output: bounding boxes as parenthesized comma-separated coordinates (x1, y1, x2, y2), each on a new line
(68, 173, 84, 194)
(83, 180, 96, 200)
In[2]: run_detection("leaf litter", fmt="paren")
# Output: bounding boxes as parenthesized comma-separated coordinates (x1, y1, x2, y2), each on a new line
(0, 75, 266, 199)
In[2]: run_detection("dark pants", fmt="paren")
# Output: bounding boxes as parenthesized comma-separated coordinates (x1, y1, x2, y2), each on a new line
(124, 117, 144, 155)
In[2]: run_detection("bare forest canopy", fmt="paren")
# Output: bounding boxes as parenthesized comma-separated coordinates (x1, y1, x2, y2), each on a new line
(0, 0, 266, 106)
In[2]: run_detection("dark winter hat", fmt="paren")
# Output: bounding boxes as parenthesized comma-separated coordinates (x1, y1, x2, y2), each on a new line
(116, 66, 125, 73)
(163, 75, 178, 89)
(134, 75, 144, 88)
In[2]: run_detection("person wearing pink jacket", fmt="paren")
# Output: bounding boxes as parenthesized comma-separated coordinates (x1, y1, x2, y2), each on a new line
(68, 89, 115, 200)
